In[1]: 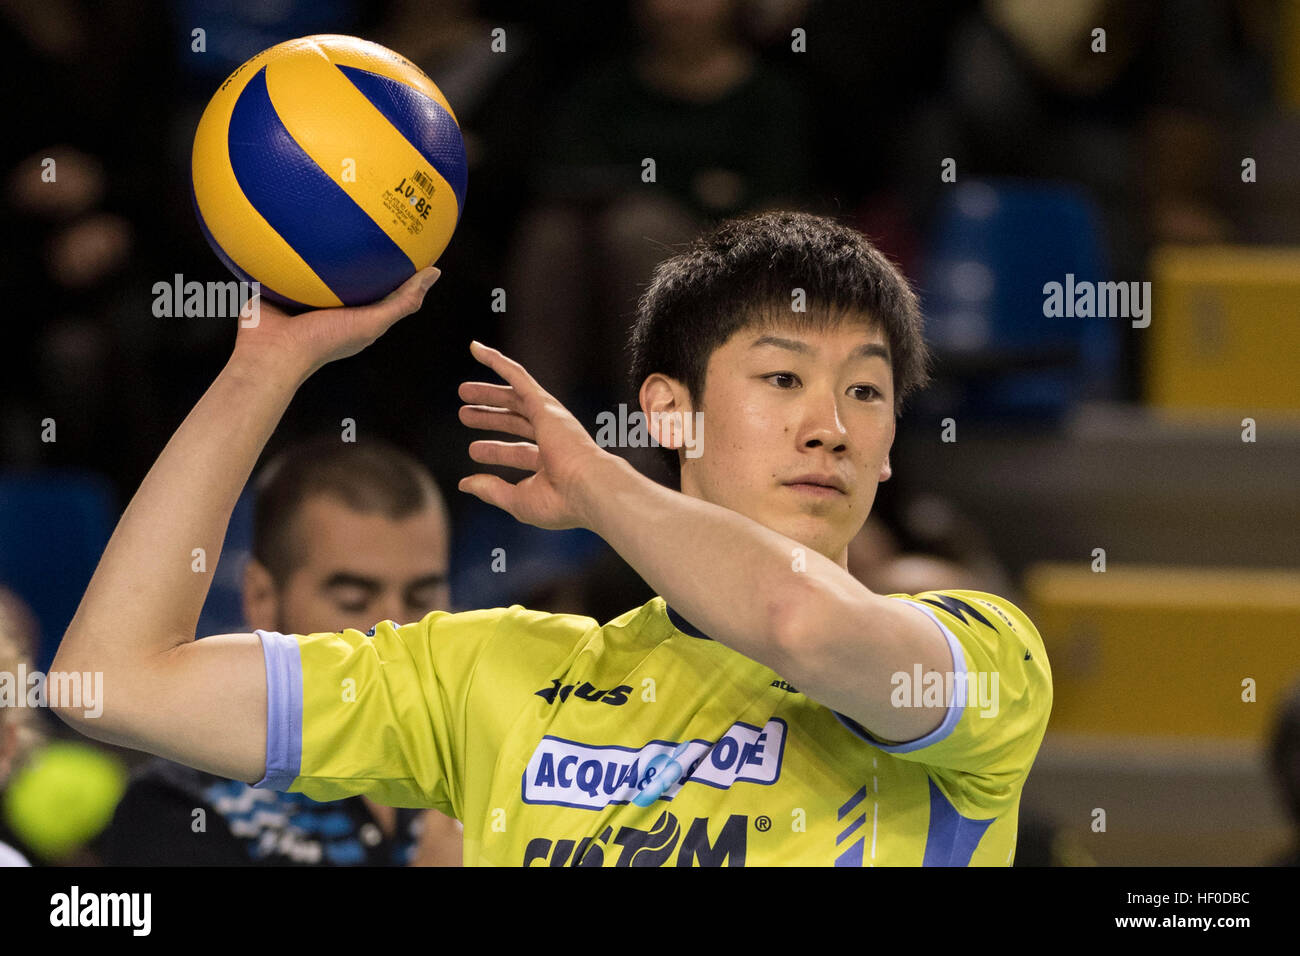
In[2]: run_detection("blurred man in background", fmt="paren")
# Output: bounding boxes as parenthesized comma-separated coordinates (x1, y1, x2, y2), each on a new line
(103, 437, 463, 866)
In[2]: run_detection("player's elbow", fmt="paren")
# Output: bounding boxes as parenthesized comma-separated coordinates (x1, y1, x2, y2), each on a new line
(48, 623, 103, 690)
(45, 655, 105, 738)
(47, 630, 147, 742)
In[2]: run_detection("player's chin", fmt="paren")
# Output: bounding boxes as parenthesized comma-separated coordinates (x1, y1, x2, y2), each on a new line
(772, 506, 850, 549)
(779, 484, 854, 514)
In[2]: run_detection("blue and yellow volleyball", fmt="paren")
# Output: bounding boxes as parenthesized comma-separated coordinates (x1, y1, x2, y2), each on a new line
(191, 34, 467, 309)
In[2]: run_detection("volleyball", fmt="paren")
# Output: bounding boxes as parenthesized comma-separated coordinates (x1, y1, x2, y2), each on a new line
(191, 34, 467, 310)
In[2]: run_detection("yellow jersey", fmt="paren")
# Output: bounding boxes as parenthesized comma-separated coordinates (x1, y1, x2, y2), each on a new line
(253, 589, 1052, 866)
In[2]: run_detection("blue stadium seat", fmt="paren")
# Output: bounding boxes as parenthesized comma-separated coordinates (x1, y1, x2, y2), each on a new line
(918, 178, 1120, 424)
(0, 472, 116, 672)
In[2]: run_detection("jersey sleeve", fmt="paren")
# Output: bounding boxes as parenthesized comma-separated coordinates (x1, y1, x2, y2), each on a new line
(835, 590, 1053, 819)
(251, 607, 516, 815)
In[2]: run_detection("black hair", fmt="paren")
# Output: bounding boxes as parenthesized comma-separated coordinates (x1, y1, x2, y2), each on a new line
(627, 210, 930, 484)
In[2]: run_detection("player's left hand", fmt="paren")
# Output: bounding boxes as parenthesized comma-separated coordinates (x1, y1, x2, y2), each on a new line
(457, 342, 616, 531)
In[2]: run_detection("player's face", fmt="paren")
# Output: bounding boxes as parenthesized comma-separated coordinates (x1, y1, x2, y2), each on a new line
(246, 494, 450, 635)
(681, 316, 895, 567)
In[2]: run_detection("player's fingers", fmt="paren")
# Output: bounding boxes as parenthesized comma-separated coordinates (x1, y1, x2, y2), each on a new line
(458, 381, 523, 414)
(347, 267, 440, 332)
(458, 404, 536, 440)
(467, 439, 540, 472)
(468, 341, 548, 408)
(381, 266, 441, 310)
(457, 473, 520, 515)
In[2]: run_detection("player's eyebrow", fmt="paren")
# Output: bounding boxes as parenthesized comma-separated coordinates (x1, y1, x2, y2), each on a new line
(403, 573, 447, 593)
(750, 335, 891, 364)
(322, 573, 381, 592)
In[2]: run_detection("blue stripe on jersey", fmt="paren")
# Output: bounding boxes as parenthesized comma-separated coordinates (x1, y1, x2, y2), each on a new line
(922, 776, 994, 866)
(254, 629, 303, 791)
(837, 812, 866, 845)
(834, 787, 870, 865)
(834, 835, 865, 867)
(227, 66, 415, 306)
(838, 784, 866, 820)
(335, 64, 468, 218)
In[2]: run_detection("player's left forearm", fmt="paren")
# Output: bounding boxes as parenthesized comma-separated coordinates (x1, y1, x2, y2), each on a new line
(579, 454, 953, 738)
(578, 454, 854, 672)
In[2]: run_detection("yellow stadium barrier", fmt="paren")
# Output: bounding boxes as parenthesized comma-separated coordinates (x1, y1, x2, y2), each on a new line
(1147, 246, 1300, 415)
(1023, 562, 1300, 740)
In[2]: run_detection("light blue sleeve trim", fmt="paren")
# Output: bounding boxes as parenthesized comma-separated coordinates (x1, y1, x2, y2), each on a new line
(834, 599, 969, 754)
(252, 629, 303, 791)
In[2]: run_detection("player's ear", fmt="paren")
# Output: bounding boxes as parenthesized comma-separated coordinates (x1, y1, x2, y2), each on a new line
(878, 415, 896, 482)
(640, 373, 690, 449)
(241, 558, 280, 631)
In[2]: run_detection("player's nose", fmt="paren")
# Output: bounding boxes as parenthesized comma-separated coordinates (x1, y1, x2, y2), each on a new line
(376, 594, 410, 627)
(799, 388, 849, 452)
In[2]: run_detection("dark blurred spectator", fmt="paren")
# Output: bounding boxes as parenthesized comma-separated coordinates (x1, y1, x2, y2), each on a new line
(501, 0, 813, 438)
(1220, 0, 1300, 244)
(0, 1, 167, 485)
(796, 0, 979, 276)
(355, 0, 554, 503)
(103, 437, 464, 866)
(1268, 680, 1300, 866)
(848, 497, 1016, 600)
(881, 0, 1280, 404)
(900, 1, 1273, 268)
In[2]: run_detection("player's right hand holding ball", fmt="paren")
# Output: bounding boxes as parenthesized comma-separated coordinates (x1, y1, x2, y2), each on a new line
(231, 267, 440, 380)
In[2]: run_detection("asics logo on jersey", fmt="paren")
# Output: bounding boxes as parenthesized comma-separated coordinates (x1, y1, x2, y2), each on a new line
(534, 680, 632, 706)
(522, 811, 747, 866)
(521, 718, 787, 810)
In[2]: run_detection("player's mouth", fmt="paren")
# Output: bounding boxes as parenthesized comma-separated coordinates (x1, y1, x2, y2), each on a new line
(783, 473, 848, 497)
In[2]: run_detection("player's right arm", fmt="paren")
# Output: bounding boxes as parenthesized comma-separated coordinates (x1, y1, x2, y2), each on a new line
(48, 268, 440, 784)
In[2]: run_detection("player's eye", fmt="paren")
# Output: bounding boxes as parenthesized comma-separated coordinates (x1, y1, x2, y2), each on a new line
(850, 384, 882, 401)
(764, 372, 800, 389)
(406, 591, 442, 614)
(328, 588, 374, 613)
